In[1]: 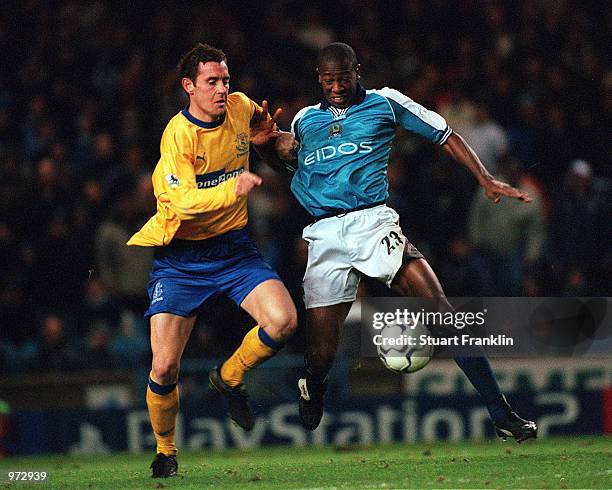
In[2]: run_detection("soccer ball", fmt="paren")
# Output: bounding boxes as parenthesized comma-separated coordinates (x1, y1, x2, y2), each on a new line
(376, 320, 433, 373)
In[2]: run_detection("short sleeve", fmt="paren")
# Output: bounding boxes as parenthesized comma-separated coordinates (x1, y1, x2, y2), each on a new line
(373, 87, 452, 145)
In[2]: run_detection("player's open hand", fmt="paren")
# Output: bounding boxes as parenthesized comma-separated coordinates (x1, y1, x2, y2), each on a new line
(235, 171, 262, 197)
(483, 178, 532, 203)
(250, 100, 282, 146)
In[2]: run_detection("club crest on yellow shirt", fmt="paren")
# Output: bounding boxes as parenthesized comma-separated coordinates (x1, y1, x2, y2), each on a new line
(236, 133, 249, 156)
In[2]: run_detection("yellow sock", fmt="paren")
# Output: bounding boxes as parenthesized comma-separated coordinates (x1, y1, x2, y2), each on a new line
(220, 326, 279, 387)
(146, 373, 179, 456)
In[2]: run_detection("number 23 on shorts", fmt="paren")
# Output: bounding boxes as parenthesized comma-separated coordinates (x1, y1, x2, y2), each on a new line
(380, 230, 403, 255)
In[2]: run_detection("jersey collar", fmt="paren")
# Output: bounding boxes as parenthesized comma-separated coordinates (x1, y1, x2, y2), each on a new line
(319, 82, 367, 110)
(181, 105, 225, 128)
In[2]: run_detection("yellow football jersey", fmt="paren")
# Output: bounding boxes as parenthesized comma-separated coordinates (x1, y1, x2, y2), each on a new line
(128, 92, 266, 246)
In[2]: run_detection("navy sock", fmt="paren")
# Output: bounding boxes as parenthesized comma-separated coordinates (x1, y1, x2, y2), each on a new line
(454, 356, 508, 421)
(429, 300, 509, 422)
(148, 376, 177, 395)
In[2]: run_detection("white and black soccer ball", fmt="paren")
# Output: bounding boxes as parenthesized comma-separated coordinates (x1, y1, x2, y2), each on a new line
(376, 320, 433, 373)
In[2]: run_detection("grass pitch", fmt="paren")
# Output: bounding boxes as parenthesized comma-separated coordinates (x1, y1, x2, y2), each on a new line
(1, 436, 610, 489)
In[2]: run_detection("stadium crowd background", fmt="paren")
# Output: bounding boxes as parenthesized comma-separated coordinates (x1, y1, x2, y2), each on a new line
(0, 0, 610, 374)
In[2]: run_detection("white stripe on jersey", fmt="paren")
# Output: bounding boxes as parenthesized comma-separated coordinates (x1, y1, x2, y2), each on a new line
(439, 126, 453, 144)
(370, 87, 448, 132)
(291, 103, 321, 139)
(367, 89, 396, 125)
(329, 106, 349, 120)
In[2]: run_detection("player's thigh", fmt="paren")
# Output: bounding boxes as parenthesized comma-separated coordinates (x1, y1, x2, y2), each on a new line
(240, 279, 297, 338)
(392, 258, 447, 299)
(150, 313, 197, 371)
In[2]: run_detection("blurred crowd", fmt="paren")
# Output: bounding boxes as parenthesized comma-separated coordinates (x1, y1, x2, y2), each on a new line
(0, 0, 610, 374)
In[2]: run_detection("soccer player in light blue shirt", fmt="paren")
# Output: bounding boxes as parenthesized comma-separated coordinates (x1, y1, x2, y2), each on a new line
(286, 43, 537, 443)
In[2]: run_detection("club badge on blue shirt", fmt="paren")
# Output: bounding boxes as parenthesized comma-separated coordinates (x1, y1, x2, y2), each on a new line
(328, 122, 343, 138)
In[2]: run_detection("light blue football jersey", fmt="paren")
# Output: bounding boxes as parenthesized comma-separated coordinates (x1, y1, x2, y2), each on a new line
(290, 85, 452, 217)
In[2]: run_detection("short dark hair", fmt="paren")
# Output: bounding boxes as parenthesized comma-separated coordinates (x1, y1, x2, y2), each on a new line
(178, 43, 227, 82)
(318, 42, 358, 69)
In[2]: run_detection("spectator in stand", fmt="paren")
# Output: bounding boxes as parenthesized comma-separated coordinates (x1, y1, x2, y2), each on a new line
(507, 94, 540, 167)
(23, 314, 83, 372)
(30, 157, 72, 240)
(29, 158, 87, 312)
(101, 145, 148, 207)
(84, 132, 117, 182)
(95, 193, 153, 316)
(22, 96, 51, 167)
(437, 236, 494, 296)
(468, 155, 547, 296)
(550, 160, 611, 295)
(84, 326, 114, 371)
(459, 99, 508, 174)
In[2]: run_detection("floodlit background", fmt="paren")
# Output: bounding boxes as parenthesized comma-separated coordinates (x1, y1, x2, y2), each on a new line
(0, 0, 610, 455)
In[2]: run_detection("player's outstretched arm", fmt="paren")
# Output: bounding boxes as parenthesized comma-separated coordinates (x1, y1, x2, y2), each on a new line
(442, 132, 531, 203)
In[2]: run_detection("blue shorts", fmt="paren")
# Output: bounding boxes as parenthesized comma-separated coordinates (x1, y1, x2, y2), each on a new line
(144, 228, 280, 318)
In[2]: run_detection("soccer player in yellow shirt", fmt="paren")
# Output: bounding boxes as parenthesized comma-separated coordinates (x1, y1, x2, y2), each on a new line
(128, 43, 297, 478)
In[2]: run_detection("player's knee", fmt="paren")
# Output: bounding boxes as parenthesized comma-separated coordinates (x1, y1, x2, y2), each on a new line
(264, 308, 297, 342)
(152, 359, 180, 385)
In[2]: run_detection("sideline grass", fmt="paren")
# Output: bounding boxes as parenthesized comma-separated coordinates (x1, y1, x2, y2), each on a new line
(0, 436, 610, 489)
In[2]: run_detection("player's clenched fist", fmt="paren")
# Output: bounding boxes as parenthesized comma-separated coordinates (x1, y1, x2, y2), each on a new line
(275, 132, 298, 161)
(235, 171, 262, 197)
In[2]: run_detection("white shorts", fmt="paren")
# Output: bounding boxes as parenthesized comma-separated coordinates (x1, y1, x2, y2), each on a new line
(302, 205, 422, 309)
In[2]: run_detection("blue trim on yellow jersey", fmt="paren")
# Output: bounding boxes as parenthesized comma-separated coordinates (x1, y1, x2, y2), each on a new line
(181, 105, 225, 128)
